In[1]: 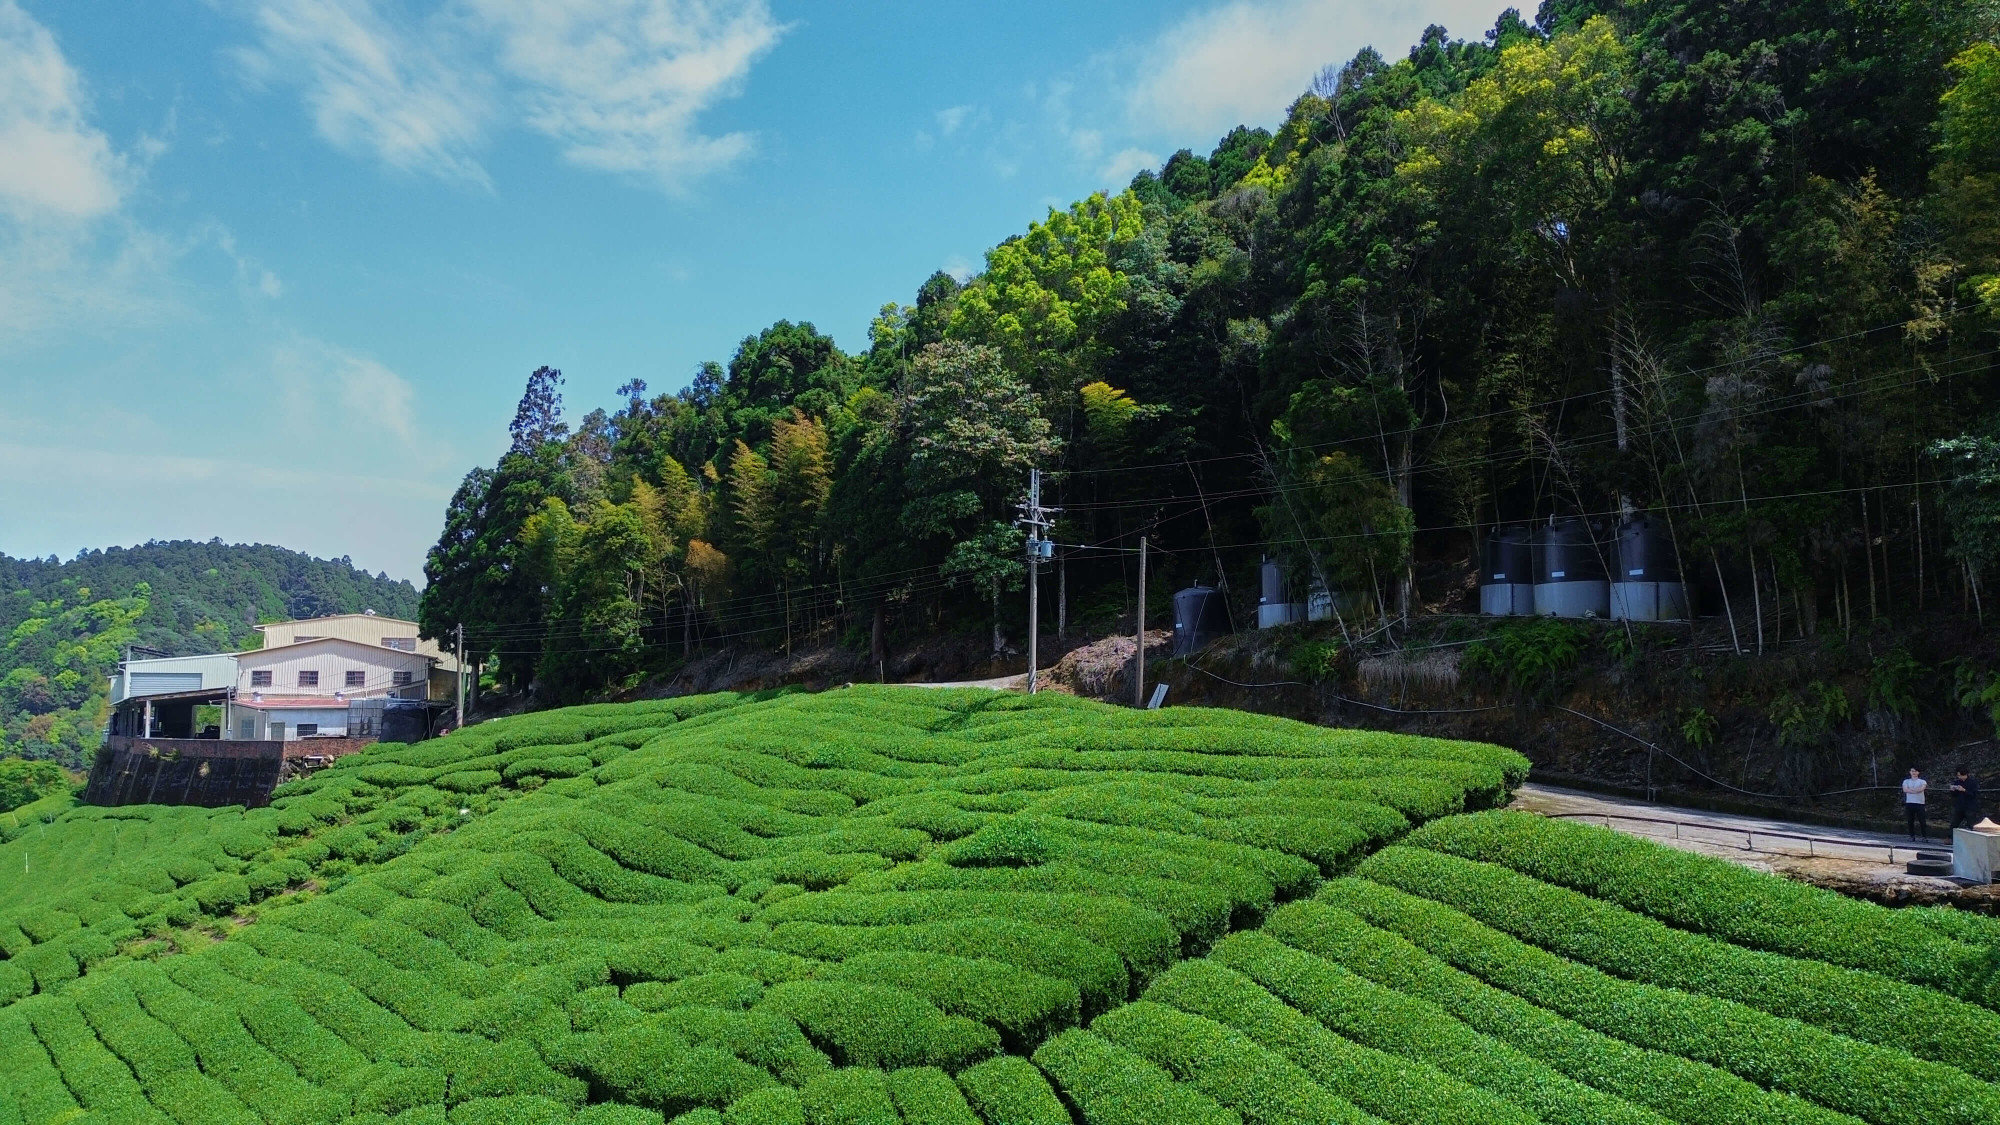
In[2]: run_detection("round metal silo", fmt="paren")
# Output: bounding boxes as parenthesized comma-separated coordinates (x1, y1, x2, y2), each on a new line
(1532, 519, 1611, 618)
(1480, 526, 1535, 615)
(1609, 515, 1689, 621)
(1173, 584, 1232, 656)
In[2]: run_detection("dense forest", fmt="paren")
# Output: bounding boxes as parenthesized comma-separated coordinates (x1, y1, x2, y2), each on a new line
(421, 0, 2000, 707)
(0, 542, 419, 767)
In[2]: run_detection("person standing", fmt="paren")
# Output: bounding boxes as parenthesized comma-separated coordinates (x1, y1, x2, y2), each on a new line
(1903, 768, 1929, 842)
(1949, 767, 1982, 831)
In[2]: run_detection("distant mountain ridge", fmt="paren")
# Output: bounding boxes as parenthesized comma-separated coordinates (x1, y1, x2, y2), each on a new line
(0, 540, 418, 766)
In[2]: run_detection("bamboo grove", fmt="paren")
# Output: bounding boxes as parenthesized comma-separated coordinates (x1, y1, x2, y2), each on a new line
(420, 0, 2000, 701)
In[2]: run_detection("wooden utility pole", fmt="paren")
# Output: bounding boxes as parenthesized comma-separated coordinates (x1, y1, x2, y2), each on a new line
(1134, 535, 1148, 708)
(454, 623, 465, 732)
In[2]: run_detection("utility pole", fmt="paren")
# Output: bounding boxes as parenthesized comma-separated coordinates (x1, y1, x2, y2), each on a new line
(454, 623, 465, 732)
(1134, 535, 1148, 708)
(1015, 468, 1057, 694)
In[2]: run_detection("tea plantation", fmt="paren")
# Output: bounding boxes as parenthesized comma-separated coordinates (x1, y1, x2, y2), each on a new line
(2, 686, 1997, 1125)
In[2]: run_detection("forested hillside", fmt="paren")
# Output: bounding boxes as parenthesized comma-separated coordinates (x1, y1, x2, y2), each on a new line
(0, 542, 419, 767)
(422, 0, 2000, 705)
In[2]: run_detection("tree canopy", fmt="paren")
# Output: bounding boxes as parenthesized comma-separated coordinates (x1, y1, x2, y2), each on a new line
(424, 0, 2000, 703)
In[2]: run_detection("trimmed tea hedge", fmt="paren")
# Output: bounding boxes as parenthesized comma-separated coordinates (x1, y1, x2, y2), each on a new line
(10, 686, 1992, 1125)
(0, 686, 1524, 1124)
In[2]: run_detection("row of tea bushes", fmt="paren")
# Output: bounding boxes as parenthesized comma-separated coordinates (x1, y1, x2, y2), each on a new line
(1, 686, 1527, 1123)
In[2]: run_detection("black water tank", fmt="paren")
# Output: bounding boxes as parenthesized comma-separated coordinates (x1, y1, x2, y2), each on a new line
(1533, 518, 1610, 617)
(1610, 514, 1689, 620)
(1612, 515, 1680, 582)
(1172, 585, 1231, 657)
(1483, 527, 1533, 585)
(1533, 519, 1607, 583)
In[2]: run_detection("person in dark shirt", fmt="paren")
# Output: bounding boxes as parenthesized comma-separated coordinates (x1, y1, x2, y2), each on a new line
(1949, 767, 1983, 831)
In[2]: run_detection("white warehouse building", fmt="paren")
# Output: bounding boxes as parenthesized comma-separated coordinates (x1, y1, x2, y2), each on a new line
(106, 613, 453, 744)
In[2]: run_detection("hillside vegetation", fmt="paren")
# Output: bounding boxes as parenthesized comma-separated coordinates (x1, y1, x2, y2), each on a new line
(3, 687, 1997, 1124)
(0, 542, 419, 766)
(423, 0, 2000, 707)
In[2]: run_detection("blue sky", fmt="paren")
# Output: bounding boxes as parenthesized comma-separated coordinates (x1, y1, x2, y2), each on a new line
(0, 0, 1513, 583)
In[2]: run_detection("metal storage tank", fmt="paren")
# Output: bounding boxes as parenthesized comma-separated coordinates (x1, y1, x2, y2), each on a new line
(1257, 557, 1298, 628)
(1532, 519, 1610, 618)
(1610, 515, 1689, 621)
(1480, 526, 1535, 615)
(1173, 584, 1232, 656)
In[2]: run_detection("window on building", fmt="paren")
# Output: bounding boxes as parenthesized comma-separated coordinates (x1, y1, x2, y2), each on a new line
(270, 722, 285, 740)
(382, 637, 416, 652)
(298, 670, 319, 687)
(297, 723, 319, 736)
(345, 670, 365, 687)
(238, 719, 255, 739)
(250, 670, 272, 687)
(392, 671, 413, 687)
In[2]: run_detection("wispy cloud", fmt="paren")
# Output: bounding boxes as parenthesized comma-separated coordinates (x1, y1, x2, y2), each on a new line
(228, 0, 786, 192)
(474, 0, 784, 190)
(1125, 0, 1508, 139)
(1098, 146, 1159, 187)
(935, 104, 973, 137)
(231, 0, 495, 186)
(0, 0, 127, 220)
(0, 1, 178, 342)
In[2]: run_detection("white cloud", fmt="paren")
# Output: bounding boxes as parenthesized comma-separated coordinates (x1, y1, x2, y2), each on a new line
(231, 0, 494, 186)
(474, 0, 784, 190)
(268, 337, 429, 452)
(1098, 146, 1160, 188)
(941, 254, 976, 283)
(0, 0, 126, 220)
(229, 0, 785, 191)
(935, 104, 973, 136)
(1126, 0, 1511, 139)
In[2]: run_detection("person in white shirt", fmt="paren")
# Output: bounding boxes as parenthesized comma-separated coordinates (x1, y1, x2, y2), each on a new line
(1903, 768, 1929, 842)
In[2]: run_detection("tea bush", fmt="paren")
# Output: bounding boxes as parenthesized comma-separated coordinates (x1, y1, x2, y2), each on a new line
(2, 687, 1991, 1123)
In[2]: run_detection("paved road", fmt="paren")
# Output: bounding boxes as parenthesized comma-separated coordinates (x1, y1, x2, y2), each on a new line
(1510, 781, 1962, 881)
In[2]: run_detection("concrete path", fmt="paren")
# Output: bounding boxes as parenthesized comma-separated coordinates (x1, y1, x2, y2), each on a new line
(898, 674, 1027, 690)
(1510, 781, 1962, 890)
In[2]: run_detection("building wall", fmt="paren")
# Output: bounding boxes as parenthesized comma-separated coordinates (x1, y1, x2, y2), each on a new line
(258, 616, 459, 671)
(109, 653, 239, 704)
(236, 639, 433, 701)
(232, 706, 352, 740)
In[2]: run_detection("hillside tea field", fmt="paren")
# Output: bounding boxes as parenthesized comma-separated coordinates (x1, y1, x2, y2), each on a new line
(1, 687, 1997, 1125)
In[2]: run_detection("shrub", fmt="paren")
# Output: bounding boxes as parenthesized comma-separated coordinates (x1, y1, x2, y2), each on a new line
(758, 981, 999, 1070)
(0, 685, 1550, 1125)
(796, 1068, 897, 1125)
(1030, 1029, 1242, 1125)
(549, 1021, 773, 1116)
(1140, 956, 1546, 1125)
(1355, 843, 2000, 1079)
(1265, 899, 1854, 1125)
(1320, 878, 2000, 1125)
(1461, 617, 1585, 701)
(722, 1085, 804, 1125)
(885, 1067, 979, 1125)
(821, 951, 1080, 1047)
(1398, 811, 2000, 1009)
(952, 1055, 1070, 1125)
